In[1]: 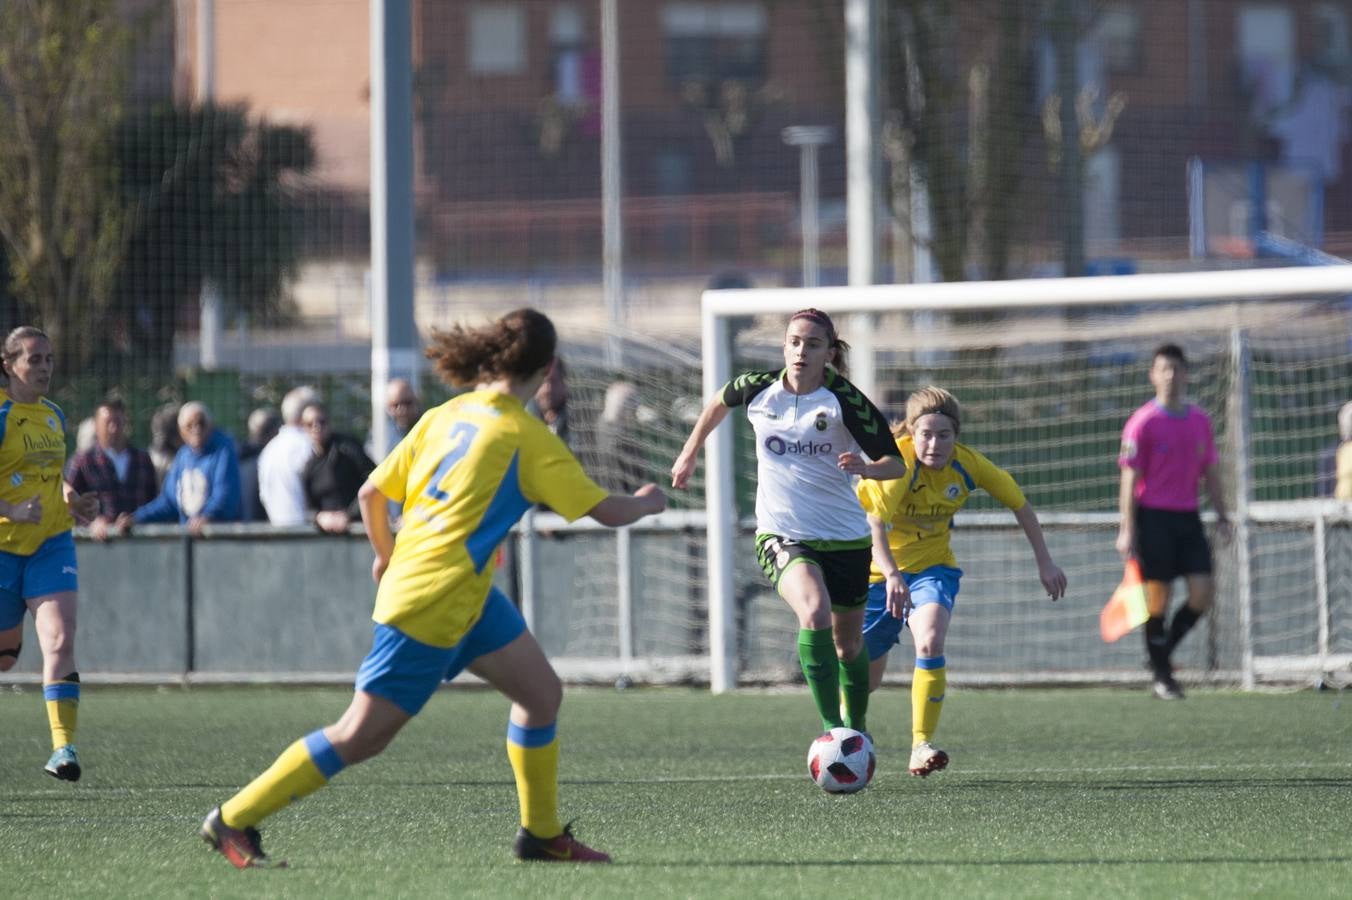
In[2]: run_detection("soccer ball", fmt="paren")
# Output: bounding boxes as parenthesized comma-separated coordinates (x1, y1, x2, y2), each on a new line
(806, 727, 875, 794)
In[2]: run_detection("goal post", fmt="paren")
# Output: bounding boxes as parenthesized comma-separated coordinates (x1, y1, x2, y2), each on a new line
(701, 265, 1352, 693)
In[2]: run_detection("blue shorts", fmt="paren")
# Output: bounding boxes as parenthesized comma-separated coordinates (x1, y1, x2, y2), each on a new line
(0, 532, 79, 630)
(355, 587, 527, 716)
(862, 565, 962, 661)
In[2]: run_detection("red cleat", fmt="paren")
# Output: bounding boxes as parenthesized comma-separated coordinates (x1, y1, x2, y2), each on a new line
(200, 807, 287, 869)
(512, 823, 612, 863)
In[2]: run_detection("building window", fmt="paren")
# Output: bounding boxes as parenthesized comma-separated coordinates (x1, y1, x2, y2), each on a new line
(1095, 3, 1142, 76)
(662, 2, 768, 90)
(468, 3, 526, 76)
(551, 3, 588, 105)
(1237, 4, 1295, 113)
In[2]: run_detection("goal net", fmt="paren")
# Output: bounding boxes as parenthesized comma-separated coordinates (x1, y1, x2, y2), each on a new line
(509, 267, 1352, 692)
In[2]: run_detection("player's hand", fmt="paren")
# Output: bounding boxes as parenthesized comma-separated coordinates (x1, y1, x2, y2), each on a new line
(112, 513, 134, 537)
(187, 515, 208, 537)
(837, 451, 867, 476)
(371, 555, 389, 585)
(671, 451, 697, 489)
(884, 571, 911, 621)
(9, 494, 41, 524)
(1114, 528, 1133, 561)
(634, 482, 668, 515)
(68, 491, 99, 524)
(316, 509, 351, 534)
(1040, 562, 1067, 600)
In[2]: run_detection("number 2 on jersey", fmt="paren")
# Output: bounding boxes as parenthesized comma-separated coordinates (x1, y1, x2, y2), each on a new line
(423, 421, 480, 502)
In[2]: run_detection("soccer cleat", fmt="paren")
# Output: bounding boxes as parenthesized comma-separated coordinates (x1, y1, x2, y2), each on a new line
(44, 744, 81, 782)
(908, 741, 949, 778)
(201, 807, 287, 869)
(1152, 675, 1186, 700)
(513, 823, 612, 863)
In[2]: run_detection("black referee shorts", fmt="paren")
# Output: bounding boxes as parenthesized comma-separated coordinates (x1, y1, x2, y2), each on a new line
(1134, 506, 1213, 582)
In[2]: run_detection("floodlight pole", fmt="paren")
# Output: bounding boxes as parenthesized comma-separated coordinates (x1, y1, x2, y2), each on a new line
(783, 126, 834, 288)
(196, 0, 222, 371)
(369, 0, 419, 459)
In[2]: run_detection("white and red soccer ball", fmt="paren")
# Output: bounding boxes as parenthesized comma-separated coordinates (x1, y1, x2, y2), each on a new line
(806, 727, 876, 794)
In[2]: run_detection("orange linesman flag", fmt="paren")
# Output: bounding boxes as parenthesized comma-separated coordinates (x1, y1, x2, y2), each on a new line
(1100, 559, 1149, 643)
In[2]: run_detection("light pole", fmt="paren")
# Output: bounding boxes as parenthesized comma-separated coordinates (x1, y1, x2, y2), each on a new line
(782, 126, 834, 287)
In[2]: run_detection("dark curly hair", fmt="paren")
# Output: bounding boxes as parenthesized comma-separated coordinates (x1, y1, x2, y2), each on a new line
(425, 308, 557, 388)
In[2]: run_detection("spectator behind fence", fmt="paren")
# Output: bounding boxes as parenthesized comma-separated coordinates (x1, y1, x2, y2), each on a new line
(131, 401, 241, 537)
(596, 380, 647, 493)
(366, 377, 422, 461)
(239, 407, 282, 523)
(301, 401, 375, 535)
(65, 399, 158, 542)
(148, 402, 183, 487)
(1336, 402, 1352, 501)
(527, 356, 570, 446)
(258, 385, 319, 525)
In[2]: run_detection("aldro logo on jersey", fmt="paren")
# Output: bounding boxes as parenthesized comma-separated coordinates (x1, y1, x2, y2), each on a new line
(765, 435, 832, 456)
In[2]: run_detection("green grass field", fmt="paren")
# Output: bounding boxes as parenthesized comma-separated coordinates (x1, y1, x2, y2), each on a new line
(2, 684, 1350, 899)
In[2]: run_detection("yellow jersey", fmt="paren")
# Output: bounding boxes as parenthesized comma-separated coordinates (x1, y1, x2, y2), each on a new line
(369, 388, 608, 648)
(856, 435, 1026, 578)
(0, 393, 73, 556)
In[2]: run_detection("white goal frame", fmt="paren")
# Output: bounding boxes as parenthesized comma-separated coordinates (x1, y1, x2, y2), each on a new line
(700, 265, 1352, 693)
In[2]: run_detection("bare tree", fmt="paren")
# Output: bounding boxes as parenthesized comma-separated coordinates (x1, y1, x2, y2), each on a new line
(0, 0, 129, 366)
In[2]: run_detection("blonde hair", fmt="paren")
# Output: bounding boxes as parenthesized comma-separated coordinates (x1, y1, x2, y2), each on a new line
(894, 386, 961, 438)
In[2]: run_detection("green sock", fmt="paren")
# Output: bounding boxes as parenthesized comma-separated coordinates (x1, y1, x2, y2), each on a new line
(839, 649, 870, 733)
(798, 627, 843, 731)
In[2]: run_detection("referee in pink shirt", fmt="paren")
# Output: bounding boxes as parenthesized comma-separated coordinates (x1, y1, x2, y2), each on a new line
(1116, 344, 1232, 700)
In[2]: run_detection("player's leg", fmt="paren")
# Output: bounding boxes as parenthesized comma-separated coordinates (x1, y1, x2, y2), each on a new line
(1166, 513, 1215, 667)
(205, 623, 438, 869)
(0, 552, 24, 673)
(29, 590, 81, 781)
(24, 534, 83, 780)
(1135, 507, 1181, 695)
(859, 579, 902, 693)
(823, 545, 873, 733)
(464, 590, 609, 863)
(904, 567, 958, 777)
(757, 535, 840, 730)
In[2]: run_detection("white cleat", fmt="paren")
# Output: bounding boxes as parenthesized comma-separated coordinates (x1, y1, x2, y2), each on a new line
(908, 741, 949, 778)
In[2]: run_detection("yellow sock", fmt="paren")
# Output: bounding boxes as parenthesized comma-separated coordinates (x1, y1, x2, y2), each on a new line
(43, 674, 80, 749)
(506, 721, 561, 838)
(221, 730, 344, 829)
(912, 656, 946, 746)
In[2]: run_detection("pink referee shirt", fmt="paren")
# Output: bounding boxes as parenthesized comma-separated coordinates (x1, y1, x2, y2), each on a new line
(1118, 400, 1217, 511)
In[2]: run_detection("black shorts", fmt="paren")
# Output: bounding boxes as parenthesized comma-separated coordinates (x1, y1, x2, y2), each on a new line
(1134, 506, 1213, 582)
(755, 533, 872, 610)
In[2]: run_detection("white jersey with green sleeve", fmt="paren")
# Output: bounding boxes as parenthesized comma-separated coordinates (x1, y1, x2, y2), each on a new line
(721, 368, 901, 542)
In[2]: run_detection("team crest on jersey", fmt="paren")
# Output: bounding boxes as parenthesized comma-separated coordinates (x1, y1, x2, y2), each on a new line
(814, 412, 829, 431)
(46, 416, 57, 431)
(946, 483, 961, 500)
(10, 473, 21, 486)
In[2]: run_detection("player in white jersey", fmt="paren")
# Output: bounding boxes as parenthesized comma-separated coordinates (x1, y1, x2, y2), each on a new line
(672, 309, 905, 733)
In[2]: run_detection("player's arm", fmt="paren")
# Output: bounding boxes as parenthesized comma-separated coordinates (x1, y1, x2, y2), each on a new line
(868, 513, 910, 619)
(358, 479, 396, 583)
(839, 453, 906, 480)
(671, 397, 731, 489)
(587, 483, 667, 527)
(1202, 461, 1232, 542)
(1012, 501, 1067, 600)
(1116, 467, 1138, 561)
